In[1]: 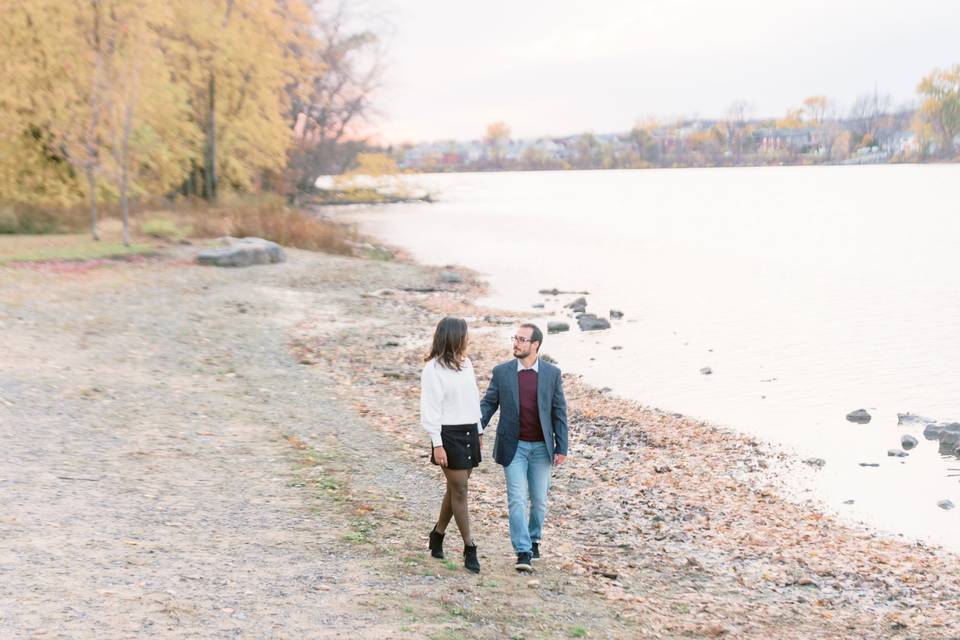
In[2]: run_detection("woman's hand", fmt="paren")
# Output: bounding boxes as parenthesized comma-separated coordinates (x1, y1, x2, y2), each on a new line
(433, 445, 448, 467)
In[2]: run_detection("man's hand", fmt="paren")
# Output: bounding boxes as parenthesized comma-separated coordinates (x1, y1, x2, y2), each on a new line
(433, 446, 448, 468)
(554, 453, 566, 465)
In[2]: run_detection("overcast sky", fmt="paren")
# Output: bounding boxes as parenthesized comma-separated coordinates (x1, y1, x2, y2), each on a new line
(373, 0, 959, 143)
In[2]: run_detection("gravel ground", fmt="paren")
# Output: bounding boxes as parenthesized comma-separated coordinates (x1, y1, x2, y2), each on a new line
(2, 246, 958, 639)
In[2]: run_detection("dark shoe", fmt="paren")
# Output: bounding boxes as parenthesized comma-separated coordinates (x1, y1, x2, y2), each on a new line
(531, 542, 540, 559)
(464, 544, 480, 573)
(515, 552, 532, 572)
(428, 526, 445, 559)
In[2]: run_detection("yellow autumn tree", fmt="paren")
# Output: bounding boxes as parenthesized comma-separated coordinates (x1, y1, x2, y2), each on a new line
(917, 65, 960, 158)
(165, 0, 318, 201)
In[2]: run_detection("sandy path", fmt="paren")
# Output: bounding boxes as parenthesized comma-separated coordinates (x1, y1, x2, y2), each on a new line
(0, 251, 454, 638)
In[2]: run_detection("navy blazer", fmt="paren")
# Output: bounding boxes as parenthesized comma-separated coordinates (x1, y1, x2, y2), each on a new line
(480, 358, 569, 466)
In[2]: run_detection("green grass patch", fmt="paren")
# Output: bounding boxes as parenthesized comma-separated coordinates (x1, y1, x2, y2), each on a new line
(570, 627, 587, 638)
(0, 239, 154, 265)
(141, 217, 191, 240)
(342, 518, 377, 544)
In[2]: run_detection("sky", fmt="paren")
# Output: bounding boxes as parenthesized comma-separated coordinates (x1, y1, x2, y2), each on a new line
(371, 0, 960, 144)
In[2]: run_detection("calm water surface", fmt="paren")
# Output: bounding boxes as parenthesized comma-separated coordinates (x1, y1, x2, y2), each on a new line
(342, 166, 960, 550)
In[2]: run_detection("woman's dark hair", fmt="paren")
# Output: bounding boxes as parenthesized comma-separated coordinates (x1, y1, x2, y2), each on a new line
(426, 316, 469, 370)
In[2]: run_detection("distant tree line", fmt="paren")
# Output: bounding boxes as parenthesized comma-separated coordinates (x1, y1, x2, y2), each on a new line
(394, 66, 960, 173)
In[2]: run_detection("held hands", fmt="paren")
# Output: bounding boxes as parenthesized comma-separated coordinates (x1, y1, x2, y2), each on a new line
(433, 445, 448, 468)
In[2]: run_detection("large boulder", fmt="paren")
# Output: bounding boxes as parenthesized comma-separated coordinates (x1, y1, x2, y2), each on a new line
(197, 237, 285, 267)
(900, 435, 918, 450)
(577, 314, 610, 331)
(845, 409, 872, 424)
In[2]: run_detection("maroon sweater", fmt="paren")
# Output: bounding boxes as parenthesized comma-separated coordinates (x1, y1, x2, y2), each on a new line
(518, 369, 544, 441)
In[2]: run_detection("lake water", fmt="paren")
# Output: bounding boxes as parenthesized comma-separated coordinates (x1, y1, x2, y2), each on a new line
(341, 166, 960, 551)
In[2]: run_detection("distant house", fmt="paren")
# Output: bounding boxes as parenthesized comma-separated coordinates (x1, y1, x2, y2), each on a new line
(752, 127, 819, 153)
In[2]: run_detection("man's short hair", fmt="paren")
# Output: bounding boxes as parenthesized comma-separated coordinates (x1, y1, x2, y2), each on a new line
(521, 323, 543, 350)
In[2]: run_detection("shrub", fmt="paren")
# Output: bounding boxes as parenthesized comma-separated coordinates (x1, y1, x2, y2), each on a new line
(141, 218, 189, 240)
(181, 195, 355, 255)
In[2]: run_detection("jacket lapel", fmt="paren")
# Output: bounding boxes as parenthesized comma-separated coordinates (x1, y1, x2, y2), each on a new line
(536, 365, 548, 422)
(507, 365, 520, 415)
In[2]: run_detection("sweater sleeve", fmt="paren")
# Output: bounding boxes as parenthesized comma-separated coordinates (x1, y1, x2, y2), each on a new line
(420, 362, 444, 447)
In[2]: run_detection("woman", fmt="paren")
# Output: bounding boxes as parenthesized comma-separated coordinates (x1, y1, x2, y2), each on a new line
(420, 316, 483, 573)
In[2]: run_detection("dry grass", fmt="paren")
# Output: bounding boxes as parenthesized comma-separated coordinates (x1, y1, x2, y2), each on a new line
(0, 202, 94, 234)
(165, 195, 356, 255)
(1, 194, 358, 259)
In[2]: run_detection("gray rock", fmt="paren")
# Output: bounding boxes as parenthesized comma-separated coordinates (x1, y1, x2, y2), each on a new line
(901, 435, 918, 450)
(438, 270, 463, 284)
(846, 409, 872, 424)
(611, 345, 623, 351)
(609, 309, 624, 319)
(197, 237, 286, 267)
(898, 412, 935, 425)
(539, 353, 558, 365)
(937, 500, 954, 511)
(859, 462, 880, 467)
(577, 314, 610, 331)
(547, 321, 570, 334)
(924, 422, 960, 440)
(887, 449, 909, 457)
(802, 457, 826, 468)
(843, 499, 855, 505)
(699, 367, 713, 375)
(532, 303, 545, 309)
(565, 297, 588, 313)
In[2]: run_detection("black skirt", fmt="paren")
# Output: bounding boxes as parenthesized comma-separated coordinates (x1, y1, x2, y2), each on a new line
(430, 423, 481, 469)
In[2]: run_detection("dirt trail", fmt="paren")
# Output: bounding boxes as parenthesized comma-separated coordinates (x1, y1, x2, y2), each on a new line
(0, 250, 635, 639)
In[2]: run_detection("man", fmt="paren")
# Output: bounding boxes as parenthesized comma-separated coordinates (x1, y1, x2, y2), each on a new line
(481, 323, 569, 572)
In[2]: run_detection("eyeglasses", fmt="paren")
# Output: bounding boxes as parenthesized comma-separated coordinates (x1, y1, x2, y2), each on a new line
(512, 336, 534, 344)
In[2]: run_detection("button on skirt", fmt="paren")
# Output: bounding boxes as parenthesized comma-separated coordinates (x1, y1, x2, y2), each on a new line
(430, 423, 481, 469)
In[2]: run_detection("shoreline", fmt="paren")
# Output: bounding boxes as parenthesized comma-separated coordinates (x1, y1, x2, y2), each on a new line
(292, 249, 960, 635)
(3, 241, 958, 636)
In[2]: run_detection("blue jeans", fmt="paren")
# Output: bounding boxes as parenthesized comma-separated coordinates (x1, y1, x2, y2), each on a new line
(504, 440, 551, 554)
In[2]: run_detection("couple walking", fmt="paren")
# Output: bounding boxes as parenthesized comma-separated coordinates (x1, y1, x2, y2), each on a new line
(420, 317, 569, 574)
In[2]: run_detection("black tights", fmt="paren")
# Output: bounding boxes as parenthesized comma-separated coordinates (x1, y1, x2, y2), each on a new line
(435, 467, 473, 545)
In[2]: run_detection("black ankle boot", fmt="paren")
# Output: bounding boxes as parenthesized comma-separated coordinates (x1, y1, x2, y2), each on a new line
(428, 526, 445, 559)
(464, 544, 480, 573)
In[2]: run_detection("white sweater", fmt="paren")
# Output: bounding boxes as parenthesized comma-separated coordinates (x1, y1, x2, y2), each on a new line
(420, 357, 483, 447)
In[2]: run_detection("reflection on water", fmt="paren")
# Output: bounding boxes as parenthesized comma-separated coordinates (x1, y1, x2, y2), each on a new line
(341, 165, 960, 550)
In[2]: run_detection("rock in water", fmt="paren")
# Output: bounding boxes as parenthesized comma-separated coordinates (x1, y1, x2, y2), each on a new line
(699, 367, 713, 375)
(547, 321, 570, 334)
(609, 309, 624, 319)
(802, 457, 826, 468)
(887, 449, 908, 457)
(197, 237, 285, 267)
(898, 412, 935, 425)
(438, 270, 463, 284)
(923, 422, 960, 440)
(577, 314, 610, 331)
(900, 435, 918, 450)
(564, 297, 588, 313)
(846, 409, 872, 424)
(937, 500, 955, 511)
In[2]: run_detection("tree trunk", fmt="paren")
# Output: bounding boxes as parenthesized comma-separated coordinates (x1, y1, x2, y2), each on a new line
(204, 73, 217, 202)
(120, 103, 133, 247)
(86, 164, 100, 241)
